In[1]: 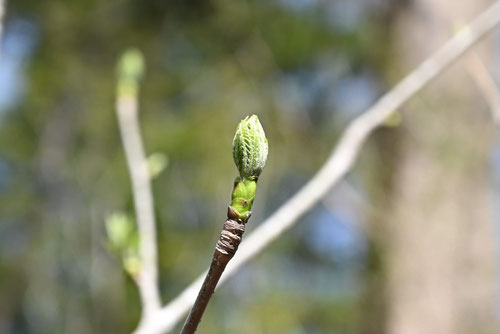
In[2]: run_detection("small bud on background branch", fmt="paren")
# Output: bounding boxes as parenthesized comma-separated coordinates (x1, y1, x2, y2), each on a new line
(117, 48, 145, 97)
(115, 48, 162, 321)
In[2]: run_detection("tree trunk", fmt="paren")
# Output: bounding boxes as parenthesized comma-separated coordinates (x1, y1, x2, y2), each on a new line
(383, 1, 498, 333)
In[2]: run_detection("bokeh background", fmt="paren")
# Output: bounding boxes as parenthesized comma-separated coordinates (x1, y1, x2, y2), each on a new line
(1, 0, 500, 333)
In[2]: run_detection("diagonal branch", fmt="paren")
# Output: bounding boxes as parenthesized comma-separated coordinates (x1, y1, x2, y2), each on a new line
(116, 79, 161, 318)
(133, 2, 500, 333)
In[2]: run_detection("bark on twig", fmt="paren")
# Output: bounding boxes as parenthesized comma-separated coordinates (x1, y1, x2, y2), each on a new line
(180, 213, 247, 334)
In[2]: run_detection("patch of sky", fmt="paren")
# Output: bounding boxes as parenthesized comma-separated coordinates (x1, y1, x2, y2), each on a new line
(273, 71, 310, 115)
(325, 0, 391, 33)
(0, 18, 37, 114)
(228, 253, 362, 302)
(0, 157, 9, 190)
(163, 34, 203, 78)
(327, 73, 380, 118)
(305, 205, 366, 264)
(0, 220, 29, 261)
(276, 0, 388, 36)
(275, 0, 321, 13)
(325, 0, 367, 33)
(490, 139, 500, 320)
(273, 55, 380, 128)
(272, 55, 347, 118)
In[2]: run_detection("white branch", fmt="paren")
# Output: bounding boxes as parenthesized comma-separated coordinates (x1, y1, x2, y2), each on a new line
(133, 2, 500, 333)
(116, 96, 161, 318)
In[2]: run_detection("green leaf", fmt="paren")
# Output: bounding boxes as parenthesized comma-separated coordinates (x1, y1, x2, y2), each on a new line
(147, 152, 169, 179)
(116, 48, 145, 96)
(105, 212, 136, 251)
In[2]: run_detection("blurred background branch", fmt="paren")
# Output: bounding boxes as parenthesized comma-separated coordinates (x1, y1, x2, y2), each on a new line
(116, 49, 161, 320)
(465, 52, 500, 123)
(134, 2, 500, 333)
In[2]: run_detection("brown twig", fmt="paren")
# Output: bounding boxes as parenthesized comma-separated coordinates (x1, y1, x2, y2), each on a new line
(180, 116, 266, 333)
(180, 213, 247, 334)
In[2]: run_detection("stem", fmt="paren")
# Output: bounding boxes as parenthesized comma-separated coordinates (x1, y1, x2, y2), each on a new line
(115, 49, 161, 321)
(180, 211, 247, 334)
(116, 95, 161, 317)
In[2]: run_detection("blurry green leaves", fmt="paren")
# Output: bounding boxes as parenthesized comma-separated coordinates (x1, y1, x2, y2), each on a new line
(147, 152, 169, 179)
(116, 48, 145, 97)
(106, 213, 136, 251)
(383, 111, 402, 127)
(258, 8, 332, 69)
(232, 115, 268, 180)
(105, 212, 140, 277)
(105, 146, 167, 277)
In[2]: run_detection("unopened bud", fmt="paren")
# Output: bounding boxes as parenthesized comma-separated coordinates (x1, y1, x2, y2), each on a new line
(232, 115, 268, 179)
(116, 48, 145, 97)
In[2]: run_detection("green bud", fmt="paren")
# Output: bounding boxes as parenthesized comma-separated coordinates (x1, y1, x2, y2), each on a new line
(117, 48, 145, 81)
(147, 152, 169, 179)
(105, 212, 135, 250)
(116, 48, 145, 96)
(232, 115, 268, 180)
(230, 178, 257, 220)
(123, 254, 141, 277)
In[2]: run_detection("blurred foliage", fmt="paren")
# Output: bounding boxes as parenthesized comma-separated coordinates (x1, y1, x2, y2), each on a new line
(105, 212, 140, 277)
(147, 152, 169, 179)
(0, 0, 394, 333)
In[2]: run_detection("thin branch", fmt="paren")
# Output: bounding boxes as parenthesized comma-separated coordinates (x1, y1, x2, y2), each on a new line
(180, 116, 267, 334)
(180, 217, 246, 334)
(133, 2, 500, 333)
(465, 52, 500, 123)
(116, 94, 161, 317)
